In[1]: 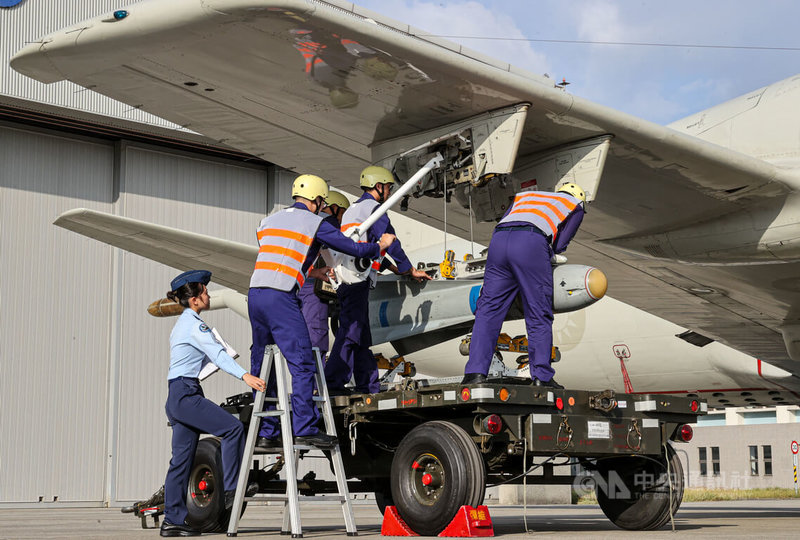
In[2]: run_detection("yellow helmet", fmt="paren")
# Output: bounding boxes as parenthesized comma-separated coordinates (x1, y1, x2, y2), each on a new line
(360, 166, 395, 189)
(292, 174, 328, 200)
(557, 182, 586, 203)
(325, 190, 351, 209)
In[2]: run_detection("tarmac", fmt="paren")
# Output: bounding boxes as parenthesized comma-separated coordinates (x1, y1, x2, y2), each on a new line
(0, 500, 798, 539)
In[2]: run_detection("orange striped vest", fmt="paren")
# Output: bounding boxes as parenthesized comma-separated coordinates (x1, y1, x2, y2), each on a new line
(249, 208, 324, 291)
(498, 191, 579, 241)
(340, 198, 385, 285)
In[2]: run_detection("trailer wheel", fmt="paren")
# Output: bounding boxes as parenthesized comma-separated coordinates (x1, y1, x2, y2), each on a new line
(594, 443, 684, 530)
(390, 421, 485, 536)
(185, 438, 245, 532)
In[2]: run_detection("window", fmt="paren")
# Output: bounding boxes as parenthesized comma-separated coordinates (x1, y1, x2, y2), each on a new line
(699, 447, 707, 476)
(763, 445, 772, 476)
(749, 445, 759, 475)
(711, 446, 720, 476)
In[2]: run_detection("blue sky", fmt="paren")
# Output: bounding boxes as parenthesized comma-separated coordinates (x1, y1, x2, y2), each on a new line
(356, 0, 800, 125)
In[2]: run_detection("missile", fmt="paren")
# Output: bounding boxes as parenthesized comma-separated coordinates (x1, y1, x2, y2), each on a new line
(552, 264, 608, 313)
(146, 265, 607, 352)
(147, 289, 249, 318)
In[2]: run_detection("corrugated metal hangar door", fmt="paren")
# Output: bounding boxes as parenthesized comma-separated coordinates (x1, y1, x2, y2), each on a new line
(0, 124, 273, 505)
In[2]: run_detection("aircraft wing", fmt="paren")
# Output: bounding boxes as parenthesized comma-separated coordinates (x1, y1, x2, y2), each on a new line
(14, 1, 800, 378)
(55, 208, 257, 294)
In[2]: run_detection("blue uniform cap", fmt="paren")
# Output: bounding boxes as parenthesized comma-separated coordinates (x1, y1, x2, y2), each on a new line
(170, 270, 212, 291)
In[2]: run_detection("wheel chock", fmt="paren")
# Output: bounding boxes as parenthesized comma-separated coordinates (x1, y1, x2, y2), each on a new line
(381, 505, 493, 537)
(438, 505, 494, 537)
(380, 506, 419, 536)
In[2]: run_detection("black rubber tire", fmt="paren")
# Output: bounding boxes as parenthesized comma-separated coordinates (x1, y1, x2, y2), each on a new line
(185, 438, 245, 532)
(390, 421, 486, 536)
(594, 443, 684, 530)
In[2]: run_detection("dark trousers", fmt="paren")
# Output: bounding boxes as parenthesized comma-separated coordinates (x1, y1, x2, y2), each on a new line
(325, 280, 379, 393)
(248, 287, 320, 439)
(164, 377, 244, 525)
(465, 229, 556, 381)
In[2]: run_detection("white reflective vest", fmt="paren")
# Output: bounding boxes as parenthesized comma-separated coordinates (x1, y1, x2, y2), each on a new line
(249, 208, 324, 291)
(340, 198, 385, 285)
(498, 191, 579, 242)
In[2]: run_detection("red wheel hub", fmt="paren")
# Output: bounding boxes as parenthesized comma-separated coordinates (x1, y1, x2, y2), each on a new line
(421, 473, 433, 486)
(198, 480, 208, 491)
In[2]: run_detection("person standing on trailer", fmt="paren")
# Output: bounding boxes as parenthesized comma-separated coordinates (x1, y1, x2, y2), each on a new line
(462, 183, 587, 388)
(249, 175, 396, 450)
(161, 270, 266, 537)
(297, 190, 350, 364)
(325, 166, 431, 395)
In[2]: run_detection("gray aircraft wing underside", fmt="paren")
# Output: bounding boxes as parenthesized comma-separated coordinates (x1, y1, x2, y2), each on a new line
(12, 0, 800, 375)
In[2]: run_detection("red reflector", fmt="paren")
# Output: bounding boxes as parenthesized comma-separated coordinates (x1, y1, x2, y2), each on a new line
(461, 388, 471, 401)
(483, 414, 502, 434)
(690, 400, 699, 412)
(679, 424, 694, 442)
(555, 397, 564, 410)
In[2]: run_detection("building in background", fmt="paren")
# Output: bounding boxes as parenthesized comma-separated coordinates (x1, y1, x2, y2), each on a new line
(678, 406, 800, 489)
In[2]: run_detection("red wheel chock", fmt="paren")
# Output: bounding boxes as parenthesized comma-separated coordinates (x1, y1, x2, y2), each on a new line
(381, 505, 494, 537)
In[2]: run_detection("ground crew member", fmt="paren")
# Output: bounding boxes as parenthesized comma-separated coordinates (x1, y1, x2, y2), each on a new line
(463, 183, 586, 389)
(325, 166, 431, 395)
(297, 190, 351, 363)
(249, 175, 395, 450)
(162, 270, 266, 537)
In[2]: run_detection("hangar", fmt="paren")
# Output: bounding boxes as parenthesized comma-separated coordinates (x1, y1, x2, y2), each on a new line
(0, 0, 296, 506)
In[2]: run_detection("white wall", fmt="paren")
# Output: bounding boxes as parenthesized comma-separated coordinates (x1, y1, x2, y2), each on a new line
(0, 123, 272, 505)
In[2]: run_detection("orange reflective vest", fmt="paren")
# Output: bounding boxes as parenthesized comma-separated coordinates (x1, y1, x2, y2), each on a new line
(498, 191, 580, 242)
(249, 208, 324, 291)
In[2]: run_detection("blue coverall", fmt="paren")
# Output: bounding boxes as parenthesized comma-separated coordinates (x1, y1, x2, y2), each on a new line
(249, 203, 381, 439)
(464, 205, 585, 382)
(324, 192, 413, 394)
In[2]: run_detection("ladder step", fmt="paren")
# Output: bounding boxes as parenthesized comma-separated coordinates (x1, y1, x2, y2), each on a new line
(254, 410, 285, 417)
(227, 346, 356, 538)
(246, 494, 348, 503)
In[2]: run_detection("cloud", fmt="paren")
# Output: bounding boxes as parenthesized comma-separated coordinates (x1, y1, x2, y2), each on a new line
(356, 0, 551, 76)
(356, 0, 800, 124)
(576, 0, 626, 42)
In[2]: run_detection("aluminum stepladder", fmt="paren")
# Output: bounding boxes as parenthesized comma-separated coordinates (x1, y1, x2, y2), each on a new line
(227, 345, 357, 537)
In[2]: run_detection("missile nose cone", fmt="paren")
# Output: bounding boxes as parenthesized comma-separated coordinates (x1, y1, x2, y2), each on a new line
(586, 268, 608, 300)
(147, 298, 183, 317)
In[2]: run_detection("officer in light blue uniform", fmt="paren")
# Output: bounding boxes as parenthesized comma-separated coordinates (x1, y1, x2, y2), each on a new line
(161, 270, 266, 538)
